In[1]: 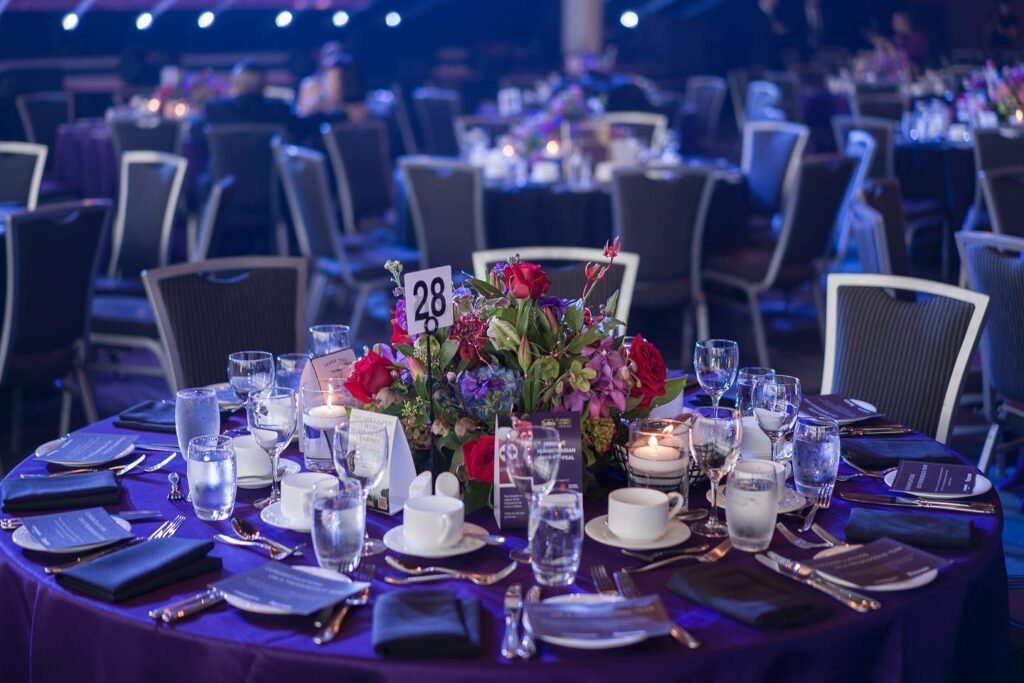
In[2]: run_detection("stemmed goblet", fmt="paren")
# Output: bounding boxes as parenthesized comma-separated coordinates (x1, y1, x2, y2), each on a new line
(247, 387, 298, 509)
(227, 351, 275, 405)
(694, 339, 740, 411)
(688, 407, 742, 538)
(333, 421, 390, 556)
(751, 374, 802, 463)
(502, 422, 562, 563)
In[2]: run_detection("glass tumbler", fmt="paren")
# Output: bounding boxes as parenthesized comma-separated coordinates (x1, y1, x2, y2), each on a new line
(175, 387, 220, 455)
(529, 489, 584, 587)
(792, 416, 841, 497)
(311, 477, 366, 573)
(726, 459, 779, 552)
(185, 435, 236, 521)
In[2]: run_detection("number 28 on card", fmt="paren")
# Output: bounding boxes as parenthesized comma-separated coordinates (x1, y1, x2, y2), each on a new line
(403, 266, 454, 335)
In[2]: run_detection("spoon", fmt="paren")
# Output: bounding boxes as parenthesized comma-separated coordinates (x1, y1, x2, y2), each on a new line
(231, 518, 303, 558)
(673, 509, 708, 522)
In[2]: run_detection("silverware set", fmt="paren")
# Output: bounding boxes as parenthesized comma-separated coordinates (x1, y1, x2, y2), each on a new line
(620, 544, 711, 563)
(501, 583, 541, 660)
(840, 492, 996, 514)
(22, 452, 179, 479)
(45, 514, 185, 575)
(776, 522, 854, 551)
(0, 510, 164, 531)
(622, 538, 732, 574)
(613, 568, 701, 649)
(383, 556, 518, 585)
(799, 481, 834, 533)
(839, 426, 913, 437)
(314, 564, 376, 645)
(755, 551, 882, 613)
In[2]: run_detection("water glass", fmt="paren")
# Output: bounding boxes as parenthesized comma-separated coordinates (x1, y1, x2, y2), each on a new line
(529, 490, 584, 587)
(792, 416, 841, 497)
(694, 339, 740, 410)
(751, 375, 802, 463)
(311, 477, 365, 573)
(185, 435, 236, 521)
(175, 388, 220, 455)
(308, 324, 352, 356)
(726, 460, 779, 552)
(333, 420, 390, 556)
(735, 367, 775, 417)
(276, 353, 310, 393)
(247, 387, 298, 509)
(688, 407, 742, 538)
(227, 351, 275, 405)
(501, 423, 562, 563)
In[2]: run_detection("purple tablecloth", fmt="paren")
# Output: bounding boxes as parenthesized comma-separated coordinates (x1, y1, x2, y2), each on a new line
(0, 411, 1008, 683)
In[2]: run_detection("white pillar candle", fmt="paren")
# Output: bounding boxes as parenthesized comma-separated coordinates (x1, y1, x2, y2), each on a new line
(304, 404, 346, 431)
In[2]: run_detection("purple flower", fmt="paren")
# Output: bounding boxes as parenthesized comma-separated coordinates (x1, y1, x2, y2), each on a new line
(394, 298, 408, 329)
(537, 296, 573, 317)
(561, 336, 629, 418)
(458, 366, 522, 419)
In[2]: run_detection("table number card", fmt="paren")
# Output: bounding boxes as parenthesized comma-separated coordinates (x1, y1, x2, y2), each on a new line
(348, 408, 417, 516)
(24, 507, 133, 551)
(403, 266, 454, 336)
(36, 434, 137, 465)
(890, 461, 977, 495)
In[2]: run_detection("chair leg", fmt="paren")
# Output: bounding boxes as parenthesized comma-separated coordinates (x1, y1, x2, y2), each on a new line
(681, 307, 695, 367)
(813, 275, 826, 344)
(979, 422, 1000, 475)
(696, 294, 710, 341)
(74, 364, 98, 425)
(9, 386, 23, 455)
(59, 379, 73, 436)
(307, 273, 329, 326)
(748, 291, 770, 368)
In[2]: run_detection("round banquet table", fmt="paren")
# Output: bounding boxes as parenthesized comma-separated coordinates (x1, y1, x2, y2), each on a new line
(0, 408, 1008, 683)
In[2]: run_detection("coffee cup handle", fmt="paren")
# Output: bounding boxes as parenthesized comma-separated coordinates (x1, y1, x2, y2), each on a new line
(666, 492, 685, 518)
(438, 516, 451, 544)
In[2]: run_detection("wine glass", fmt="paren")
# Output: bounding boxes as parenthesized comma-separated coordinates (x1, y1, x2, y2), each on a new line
(694, 339, 740, 410)
(333, 420, 390, 556)
(501, 422, 562, 563)
(688, 407, 742, 538)
(308, 324, 352, 356)
(227, 351, 275, 405)
(247, 387, 297, 509)
(735, 367, 775, 417)
(750, 374, 802, 463)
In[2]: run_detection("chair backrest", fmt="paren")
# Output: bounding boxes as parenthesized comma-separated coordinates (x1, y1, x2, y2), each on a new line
(193, 175, 235, 261)
(762, 70, 802, 121)
(471, 247, 640, 329)
(853, 93, 907, 121)
(727, 66, 764, 129)
(611, 166, 717, 297)
(956, 231, 1024, 404)
(842, 130, 876, 200)
(366, 84, 418, 157)
(108, 151, 188, 279)
(399, 156, 484, 273)
(974, 128, 1024, 174)
(745, 80, 783, 123)
(601, 112, 668, 149)
(859, 178, 912, 277)
(0, 142, 47, 210)
(15, 92, 70, 150)
(454, 115, 521, 152)
(850, 201, 888, 274)
(322, 121, 394, 237)
(142, 256, 307, 392)
(108, 116, 183, 161)
(206, 123, 286, 215)
(831, 115, 895, 178)
(821, 273, 989, 443)
(412, 87, 461, 157)
(741, 121, 810, 215)
(0, 201, 111, 386)
(683, 75, 727, 146)
(979, 164, 1024, 238)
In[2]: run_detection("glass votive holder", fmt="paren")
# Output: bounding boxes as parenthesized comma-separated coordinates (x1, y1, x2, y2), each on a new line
(626, 418, 691, 500)
(301, 378, 348, 473)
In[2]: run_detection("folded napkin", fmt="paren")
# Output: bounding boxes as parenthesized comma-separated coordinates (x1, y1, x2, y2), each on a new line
(2, 471, 121, 512)
(372, 590, 482, 658)
(113, 400, 177, 434)
(844, 508, 973, 550)
(667, 564, 833, 629)
(57, 538, 221, 602)
(843, 438, 957, 470)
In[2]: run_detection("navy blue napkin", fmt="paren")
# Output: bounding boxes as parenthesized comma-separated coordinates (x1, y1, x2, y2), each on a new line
(372, 590, 482, 658)
(114, 400, 177, 434)
(668, 564, 833, 628)
(842, 438, 957, 470)
(57, 538, 221, 602)
(844, 508, 973, 550)
(2, 471, 121, 512)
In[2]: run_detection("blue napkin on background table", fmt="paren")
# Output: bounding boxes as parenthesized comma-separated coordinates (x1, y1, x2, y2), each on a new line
(2, 471, 121, 512)
(844, 508, 973, 550)
(842, 438, 957, 470)
(372, 590, 482, 658)
(114, 400, 177, 434)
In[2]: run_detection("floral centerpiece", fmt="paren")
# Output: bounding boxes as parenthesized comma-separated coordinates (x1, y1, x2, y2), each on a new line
(508, 84, 600, 159)
(154, 68, 226, 114)
(343, 239, 685, 512)
(955, 61, 1024, 124)
(852, 47, 911, 86)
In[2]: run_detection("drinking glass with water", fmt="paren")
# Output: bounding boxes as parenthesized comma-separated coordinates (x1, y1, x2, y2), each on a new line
(175, 388, 220, 455)
(529, 490, 583, 587)
(185, 435, 236, 521)
(308, 324, 352, 356)
(792, 417, 840, 497)
(311, 477, 365, 573)
(726, 460, 779, 552)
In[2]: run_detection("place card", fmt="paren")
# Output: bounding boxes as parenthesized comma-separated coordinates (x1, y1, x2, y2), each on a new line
(809, 538, 951, 587)
(890, 460, 976, 495)
(309, 349, 357, 390)
(37, 434, 137, 465)
(524, 596, 673, 641)
(801, 394, 883, 424)
(212, 564, 368, 616)
(349, 408, 417, 515)
(299, 349, 358, 455)
(24, 507, 133, 551)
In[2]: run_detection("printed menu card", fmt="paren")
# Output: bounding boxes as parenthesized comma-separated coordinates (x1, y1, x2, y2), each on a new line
(36, 434, 137, 464)
(809, 538, 950, 587)
(212, 564, 368, 615)
(890, 461, 977, 495)
(801, 394, 883, 424)
(524, 596, 673, 641)
(24, 507, 133, 551)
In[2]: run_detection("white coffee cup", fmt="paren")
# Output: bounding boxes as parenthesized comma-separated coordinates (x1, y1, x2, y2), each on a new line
(607, 488, 684, 541)
(281, 472, 335, 524)
(403, 495, 464, 551)
(230, 435, 271, 479)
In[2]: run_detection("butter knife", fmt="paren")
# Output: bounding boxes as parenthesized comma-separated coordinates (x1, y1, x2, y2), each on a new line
(501, 584, 523, 660)
(756, 554, 880, 613)
(149, 589, 224, 623)
(765, 551, 882, 611)
(517, 585, 540, 659)
(840, 492, 995, 514)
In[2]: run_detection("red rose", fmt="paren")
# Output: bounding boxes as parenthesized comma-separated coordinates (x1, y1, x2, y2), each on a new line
(503, 262, 551, 299)
(629, 336, 667, 409)
(344, 351, 397, 404)
(390, 310, 411, 345)
(462, 434, 495, 484)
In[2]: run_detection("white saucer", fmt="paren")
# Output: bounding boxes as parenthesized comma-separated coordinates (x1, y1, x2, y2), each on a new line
(220, 566, 351, 615)
(523, 594, 647, 650)
(237, 459, 301, 490)
(882, 470, 992, 500)
(809, 545, 937, 591)
(34, 437, 136, 467)
(584, 515, 692, 550)
(382, 523, 488, 558)
(259, 501, 311, 533)
(706, 486, 807, 514)
(13, 516, 132, 554)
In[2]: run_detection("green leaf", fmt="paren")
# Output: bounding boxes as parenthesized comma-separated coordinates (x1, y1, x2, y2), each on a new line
(394, 343, 416, 358)
(440, 339, 460, 369)
(463, 479, 493, 514)
(563, 301, 583, 333)
(567, 327, 609, 354)
(467, 277, 502, 298)
(516, 300, 533, 337)
(648, 376, 688, 410)
(605, 289, 620, 318)
(534, 356, 560, 382)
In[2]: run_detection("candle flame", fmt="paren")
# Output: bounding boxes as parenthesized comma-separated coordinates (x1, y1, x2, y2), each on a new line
(647, 435, 658, 448)
(502, 143, 515, 157)
(545, 139, 560, 155)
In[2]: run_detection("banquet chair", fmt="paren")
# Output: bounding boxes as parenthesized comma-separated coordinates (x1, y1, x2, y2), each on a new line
(15, 92, 70, 168)
(601, 112, 668, 149)
(979, 164, 1024, 238)
(611, 166, 719, 348)
(108, 116, 184, 163)
(193, 175, 235, 261)
(471, 247, 640, 332)
(830, 115, 895, 179)
(831, 130, 877, 263)
(761, 71, 802, 122)
(0, 142, 47, 210)
(705, 154, 858, 367)
(853, 178, 913, 277)
(683, 75, 727, 150)
(956, 231, 1024, 472)
(142, 256, 306, 392)
(852, 93, 907, 122)
(399, 156, 484, 275)
(0, 201, 111, 459)
(744, 81, 783, 123)
(741, 120, 810, 217)
(821, 273, 989, 444)
(963, 128, 1024, 233)
(412, 87, 461, 157)
(727, 66, 764, 129)
(454, 115, 521, 152)
(321, 121, 396, 241)
(273, 142, 418, 331)
(366, 85, 418, 158)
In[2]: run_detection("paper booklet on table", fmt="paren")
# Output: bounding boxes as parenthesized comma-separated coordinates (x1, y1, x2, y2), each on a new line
(348, 408, 416, 516)
(299, 349, 357, 454)
(493, 411, 583, 529)
(801, 394, 884, 425)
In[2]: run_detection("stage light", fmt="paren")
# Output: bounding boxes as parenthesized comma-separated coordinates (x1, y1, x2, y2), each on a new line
(198, 11, 214, 28)
(332, 10, 350, 27)
(62, 12, 79, 31)
(620, 10, 639, 28)
(136, 11, 153, 30)
(385, 11, 401, 27)
(275, 10, 293, 27)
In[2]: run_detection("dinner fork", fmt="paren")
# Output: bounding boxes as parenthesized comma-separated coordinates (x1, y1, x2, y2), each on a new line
(313, 564, 376, 645)
(799, 482, 834, 533)
(590, 564, 618, 596)
(167, 472, 184, 501)
(775, 522, 831, 550)
(623, 539, 732, 574)
(383, 561, 518, 586)
(46, 514, 185, 574)
(620, 544, 711, 563)
(613, 570, 700, 649)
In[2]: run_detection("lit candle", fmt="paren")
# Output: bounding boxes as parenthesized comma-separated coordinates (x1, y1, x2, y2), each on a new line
(629, 434, 684, 474)
(304, 403, 346, 431)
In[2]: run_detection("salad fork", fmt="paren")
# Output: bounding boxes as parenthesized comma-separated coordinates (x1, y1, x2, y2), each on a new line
(623, 539, 732, 574)
(46, 514, 185, 574)
(383, 561, 517, 586)
(313, 564, 376, 645)
(775, 522, 831, 550)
